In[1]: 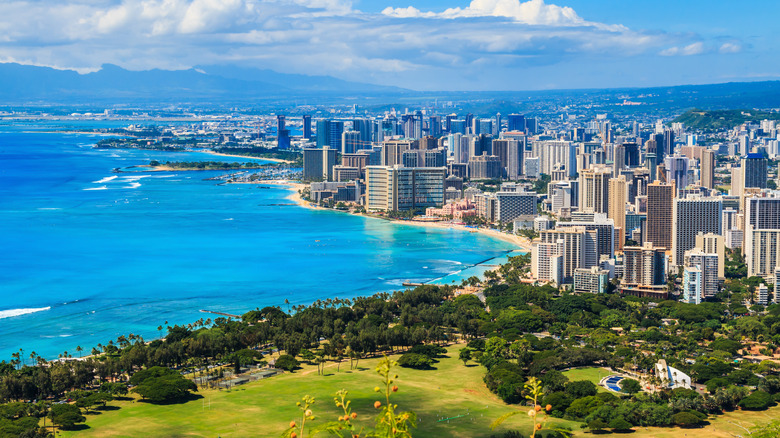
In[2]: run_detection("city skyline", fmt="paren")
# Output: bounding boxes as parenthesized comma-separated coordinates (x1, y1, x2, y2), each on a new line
(0, 0, 777, 91)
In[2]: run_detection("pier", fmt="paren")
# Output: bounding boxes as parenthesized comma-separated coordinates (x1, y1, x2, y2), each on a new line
(199, 309, 242, 319)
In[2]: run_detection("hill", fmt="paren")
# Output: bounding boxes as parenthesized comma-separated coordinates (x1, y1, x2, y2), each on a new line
(673, 108, 780, 131)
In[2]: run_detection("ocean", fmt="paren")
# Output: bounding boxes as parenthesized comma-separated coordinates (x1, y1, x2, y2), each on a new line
(0, 121, 518, 361)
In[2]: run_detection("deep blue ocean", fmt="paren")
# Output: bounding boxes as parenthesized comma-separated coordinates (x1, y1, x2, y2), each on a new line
(0, 121, 517, 361)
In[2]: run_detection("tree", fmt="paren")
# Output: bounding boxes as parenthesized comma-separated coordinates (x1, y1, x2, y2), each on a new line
(738, 390, 774, 410)
(587, 418, 609, 432)
(274, 354, 300, 372)
(133, 374, 197, 403)
(671, 412, 703, 428)
(620, 378, 641, 395)
(450, 345, 469, 365)
(565, 380, 598, 398)
(609, 417, 633, 432)
(397, 353, 434, 369)
(49, 404, 86, 430)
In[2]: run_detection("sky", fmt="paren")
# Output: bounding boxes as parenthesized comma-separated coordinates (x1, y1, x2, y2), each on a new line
(0, 0, 778, 91)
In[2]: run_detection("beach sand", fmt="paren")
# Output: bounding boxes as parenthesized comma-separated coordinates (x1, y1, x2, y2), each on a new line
(262, 179, 532, 251)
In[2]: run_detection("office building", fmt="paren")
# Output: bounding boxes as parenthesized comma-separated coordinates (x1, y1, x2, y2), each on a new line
(492, 139, 524, 180)
(302, 115, 312, 140)
(381, 139, 416, 167)
(665, 155, 689, 192)
(524, 157, 540, 178)
(342, 131, 361, 154)
(277, 115, 290, 149)
(316, 120, 344, 150)
(743, 153, 768, 189)
(507, 114, 525, 132)
(365, 166, 446, 211)
(672, 197, 722, 267)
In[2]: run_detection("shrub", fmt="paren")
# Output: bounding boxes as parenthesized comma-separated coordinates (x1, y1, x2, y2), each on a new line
(408, 344, 446, 358)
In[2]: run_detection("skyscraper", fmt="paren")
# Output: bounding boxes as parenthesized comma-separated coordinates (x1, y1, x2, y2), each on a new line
(302, 115, 312, 140)
(316, 120, 344, 150)
(664, 155, 689, 192)
(303, 147, 337, 181)
(608, 176, 627, 250)
(700, 149, 715, 189)
(276, 115, 290, 150)
(579, 165, 611, 214)
(366, 166, 446, 211)
(646, 181, 674, 251)
(507, 114, 525, 132)
(672, 197, 722, 267)
(743, 153, 768, 189)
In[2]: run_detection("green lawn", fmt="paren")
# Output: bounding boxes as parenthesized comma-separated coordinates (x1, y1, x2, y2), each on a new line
(57, 351, 780, 438)
(561, 367, 612, 392)
(61, 345, 580, 438)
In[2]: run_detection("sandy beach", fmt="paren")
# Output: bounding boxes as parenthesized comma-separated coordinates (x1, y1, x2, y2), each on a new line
(261, 179, 532, 251)
(204, 150, 295, 164)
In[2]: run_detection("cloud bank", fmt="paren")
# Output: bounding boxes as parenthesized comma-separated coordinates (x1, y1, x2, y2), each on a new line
(0, 0, 746, 90)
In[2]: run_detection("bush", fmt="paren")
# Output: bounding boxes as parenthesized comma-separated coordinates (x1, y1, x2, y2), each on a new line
(672, 412, 703, 428)
(738, 390, 775, 410)
(275, 354, 300, 372)
(398, 353, 434, 369)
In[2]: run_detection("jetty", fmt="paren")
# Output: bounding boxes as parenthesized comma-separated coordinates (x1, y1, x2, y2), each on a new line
(199, 309, 242, 319)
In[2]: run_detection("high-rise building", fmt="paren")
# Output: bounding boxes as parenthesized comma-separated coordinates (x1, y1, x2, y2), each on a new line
(468, 153, 503, 179)
(621, 242, 668, 298)
(694, 233, 725, 280)
(303, 147, 338, 181)
(381, 139, 416, 167)
(700, 149, 715, 189)
(492, 139, 524, 180)
(672, 197, 722, 267)
(574, 267, 610, 294)
(743, 153, 768, 189)
(276, 115, 290, 149)
(557, 213, 616, 261)
(664, 155, 689, 192)
(342, 131, 361, 154)
(683, 250, 719, 303)
(316, 120, 344, 150)
(365, 166, 446, 212)
(579, 165, 611, 214)
(613, 143, 625, 177)
(538, 226, 599, 284)
(531, 140, 577, 177)
(302, 115, 312, 140)
(608, 176, 627, 250)
(507, 114, 525, 132)
(646, 181, 675, 251)
(532, 241, 563, 285)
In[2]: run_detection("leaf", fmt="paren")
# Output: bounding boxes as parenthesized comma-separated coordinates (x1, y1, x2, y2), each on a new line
(489, 411, 520, 430)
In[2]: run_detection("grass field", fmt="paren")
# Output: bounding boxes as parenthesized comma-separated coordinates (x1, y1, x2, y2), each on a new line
(61, 345, 581, 438)
(561, 367, 612, 392)
(58, 348, 780, 438)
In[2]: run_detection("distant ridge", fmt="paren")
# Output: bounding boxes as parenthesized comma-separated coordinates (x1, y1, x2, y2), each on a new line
(0, 62, 408, 103)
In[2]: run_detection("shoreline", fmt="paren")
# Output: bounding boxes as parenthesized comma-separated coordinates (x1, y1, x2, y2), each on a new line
(261, 179, 532, 252)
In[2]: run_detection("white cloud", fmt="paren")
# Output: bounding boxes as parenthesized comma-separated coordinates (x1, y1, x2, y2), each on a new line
(0, 0, 742, 89)
(383, 0, 627, 31)
(719, 42, 741, 53)
(660, 42, 704, 56)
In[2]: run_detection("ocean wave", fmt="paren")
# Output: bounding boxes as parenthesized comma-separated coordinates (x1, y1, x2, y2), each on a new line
(0, 307, 51, 320)
(93, 176, 118, 184)
(37, 207, 62, 211)
(83, 186, 108, 191)
(124, 183, 141, 189)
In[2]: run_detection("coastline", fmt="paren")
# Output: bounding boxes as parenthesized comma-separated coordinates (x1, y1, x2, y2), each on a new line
(263, 179, 532, 251)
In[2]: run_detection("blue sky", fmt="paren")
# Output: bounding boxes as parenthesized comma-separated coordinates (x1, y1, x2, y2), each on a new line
(0, 0, 777, 91)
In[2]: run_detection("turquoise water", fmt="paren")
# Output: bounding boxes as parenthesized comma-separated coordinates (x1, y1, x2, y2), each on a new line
(0, 121, 517, 361)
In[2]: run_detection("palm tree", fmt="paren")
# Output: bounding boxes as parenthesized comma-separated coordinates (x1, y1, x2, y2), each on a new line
(76, 346, 83, 358)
